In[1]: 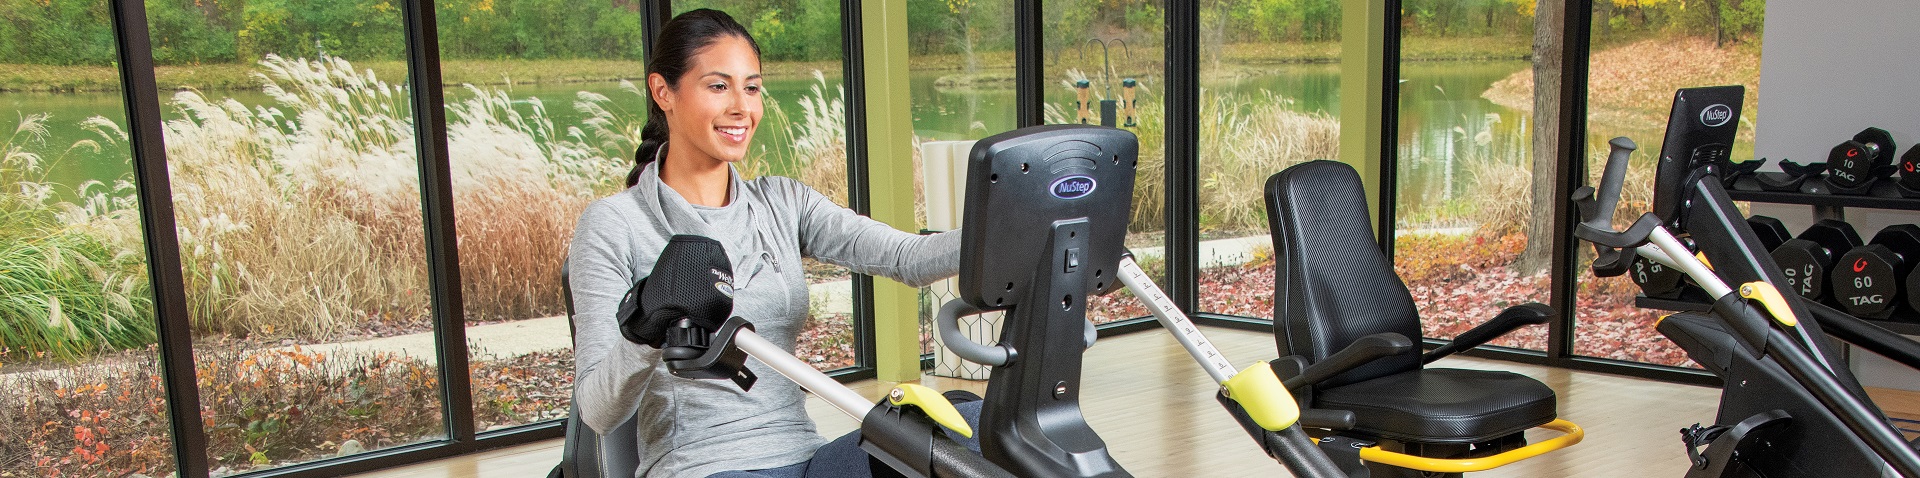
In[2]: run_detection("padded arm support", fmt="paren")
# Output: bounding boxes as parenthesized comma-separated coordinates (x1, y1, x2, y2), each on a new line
(1423, 303, 1552, 364)
(1280, 332, 1414, 391)
(1264, 357, 1358, 431)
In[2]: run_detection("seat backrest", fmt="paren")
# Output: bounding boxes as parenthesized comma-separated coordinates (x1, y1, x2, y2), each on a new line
(558, 261, 642, 478)
(1265, 160, 1423, 388)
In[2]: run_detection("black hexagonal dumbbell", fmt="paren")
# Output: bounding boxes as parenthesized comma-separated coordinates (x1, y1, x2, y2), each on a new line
(1823, 127, 1898, 194)
(1632, 236, 1695, 300)
(1899, 146, 1920, 197)
(1771, 219, 1863, 302)
(1831, 225, 1920, 319)
(1749, 215, 1792, 252)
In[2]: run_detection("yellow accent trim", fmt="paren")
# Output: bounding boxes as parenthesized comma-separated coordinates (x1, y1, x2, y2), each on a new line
(1696, 251, 1714, 270)
(1340, 0, 1388, 235)
(1221, 362, 1301, 431)
(888, 384, 973, 438)
(863, 0, 921, 383)
(1656, 313, 1674, 327)
(1738, 281, 1799, 327)
(1357, 419, 1584, 473)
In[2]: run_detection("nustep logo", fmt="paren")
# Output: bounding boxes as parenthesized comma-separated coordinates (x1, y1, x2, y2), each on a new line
(1700, 104, 1733, 128)
(1050, 175, 1097, 199)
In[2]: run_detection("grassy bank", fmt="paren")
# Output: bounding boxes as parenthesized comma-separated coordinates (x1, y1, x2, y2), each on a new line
(3, 36, 1534, 93)
(1481, 36, 1762, 133)
(0, 58, 843, 93)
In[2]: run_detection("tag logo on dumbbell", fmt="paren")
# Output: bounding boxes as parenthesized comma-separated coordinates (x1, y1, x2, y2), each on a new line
(1699, 104, 1733, 127)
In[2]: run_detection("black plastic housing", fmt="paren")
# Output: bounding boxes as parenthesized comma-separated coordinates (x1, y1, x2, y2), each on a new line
(958, 125, 1139, 310)
(1653, 86, 1745, 226)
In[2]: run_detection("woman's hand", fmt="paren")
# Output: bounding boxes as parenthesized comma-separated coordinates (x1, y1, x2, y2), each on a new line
(619, 235, 738, 347)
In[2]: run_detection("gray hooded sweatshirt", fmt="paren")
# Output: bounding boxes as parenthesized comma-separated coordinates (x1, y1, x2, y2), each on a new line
(568, 157, 960, 478)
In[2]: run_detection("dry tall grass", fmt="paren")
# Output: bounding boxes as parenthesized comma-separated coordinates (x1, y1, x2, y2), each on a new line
(161, 55, 431, 337)
(756, 70, 849, 206)
(1197, 90, 1339, 234)
(1044, 81, 1340, 235)
(11, 55, 862, 347)
(1462, 136, 1657, 238)
(155, 55, 630, 339)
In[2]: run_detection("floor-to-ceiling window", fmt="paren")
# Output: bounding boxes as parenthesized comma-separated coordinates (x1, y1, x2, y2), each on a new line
(1392, 0, 1547, 350)
(1575, 0, 1764, 367)
(139, 0, 451, 473)
(1194, 0, 1342, 321)
(1044, 0, 1165, 325)
(1, 0, 1794, 473)
(0, 2, 176, 475)
(435, 0, 648, 433)
(907, 0, 1016, 360)
(673, 0, 859, 371)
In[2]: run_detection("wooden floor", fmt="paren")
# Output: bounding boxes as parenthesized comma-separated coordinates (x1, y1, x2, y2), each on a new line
(351, 327, 1732, 478)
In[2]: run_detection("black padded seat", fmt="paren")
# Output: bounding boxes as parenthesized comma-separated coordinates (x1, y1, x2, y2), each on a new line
(1315, 368, 1557, 444)
(1267, 160, 1564, 457)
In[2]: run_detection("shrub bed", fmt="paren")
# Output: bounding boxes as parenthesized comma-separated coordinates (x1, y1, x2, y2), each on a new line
(0, 345, 572, 477)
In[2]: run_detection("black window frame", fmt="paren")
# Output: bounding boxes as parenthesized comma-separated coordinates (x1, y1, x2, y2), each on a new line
(100, 1, 1717, 476)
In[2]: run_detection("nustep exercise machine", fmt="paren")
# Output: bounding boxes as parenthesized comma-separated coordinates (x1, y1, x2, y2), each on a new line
(1572, 85, 1920, 477)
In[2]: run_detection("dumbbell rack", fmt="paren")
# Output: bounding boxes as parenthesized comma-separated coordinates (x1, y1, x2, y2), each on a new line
(1636, 180, 1920, 335)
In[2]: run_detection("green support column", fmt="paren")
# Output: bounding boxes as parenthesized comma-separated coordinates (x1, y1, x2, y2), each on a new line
(1340, 0, 1389, 234)
(861, 0, 921, 383)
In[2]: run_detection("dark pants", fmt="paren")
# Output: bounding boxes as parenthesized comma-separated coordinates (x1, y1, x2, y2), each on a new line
(706, 400, 984, 478)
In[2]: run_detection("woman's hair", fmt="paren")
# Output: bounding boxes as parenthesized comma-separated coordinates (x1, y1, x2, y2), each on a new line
(627, 8, 763, 187)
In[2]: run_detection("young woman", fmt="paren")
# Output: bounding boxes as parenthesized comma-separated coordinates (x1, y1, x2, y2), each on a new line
(568, 9, 974, 478)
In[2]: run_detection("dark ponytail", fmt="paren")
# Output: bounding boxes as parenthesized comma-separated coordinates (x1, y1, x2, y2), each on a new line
(628, 8, 762, 187)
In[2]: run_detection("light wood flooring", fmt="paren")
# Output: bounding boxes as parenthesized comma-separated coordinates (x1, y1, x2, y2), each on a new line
(351, 327, 1744, 477)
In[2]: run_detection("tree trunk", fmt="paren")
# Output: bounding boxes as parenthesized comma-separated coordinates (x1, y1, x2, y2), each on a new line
(1597, 0, 1613, 37)
(1516, 0, 1563, 275)
(1707, 0, 1726, 48)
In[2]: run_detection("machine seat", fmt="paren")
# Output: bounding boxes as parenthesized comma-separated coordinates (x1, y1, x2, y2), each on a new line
(1316, 368, 1557, 444)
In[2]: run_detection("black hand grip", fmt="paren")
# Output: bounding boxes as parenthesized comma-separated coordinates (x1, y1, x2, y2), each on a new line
(1581, 137, 1638, 231)
(1424, 303, 1552, 364)
(1299, 408, 1357, 431)
(1574, 137, 1664, 259)
(662, 318, 708, 361)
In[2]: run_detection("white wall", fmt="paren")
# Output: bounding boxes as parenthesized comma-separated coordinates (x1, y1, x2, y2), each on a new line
(1752, 0, 1920, 390)
(1754, 1, 1920, 162)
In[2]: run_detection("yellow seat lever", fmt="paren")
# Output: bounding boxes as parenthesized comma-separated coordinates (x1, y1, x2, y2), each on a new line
(888, 384, 973, 438)
(1221, 362, 1302, 431)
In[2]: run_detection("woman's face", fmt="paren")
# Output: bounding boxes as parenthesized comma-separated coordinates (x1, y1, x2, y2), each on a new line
(653, 35, 764, 165)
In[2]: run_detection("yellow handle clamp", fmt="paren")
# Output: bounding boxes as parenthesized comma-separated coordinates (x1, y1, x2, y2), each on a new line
(887, 384, 973, 438)
(1738, 281, 1799, 327)
(1356, 419, 1585, 473)
(1220, 362, 1301, 431)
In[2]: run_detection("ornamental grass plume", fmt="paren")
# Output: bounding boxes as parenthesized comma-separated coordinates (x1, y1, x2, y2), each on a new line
(1, 113, 155, 362)
(160, 54, 632, 338)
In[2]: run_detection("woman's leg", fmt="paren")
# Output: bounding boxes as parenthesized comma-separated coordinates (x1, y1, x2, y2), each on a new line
(801, 400, 985, 478)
